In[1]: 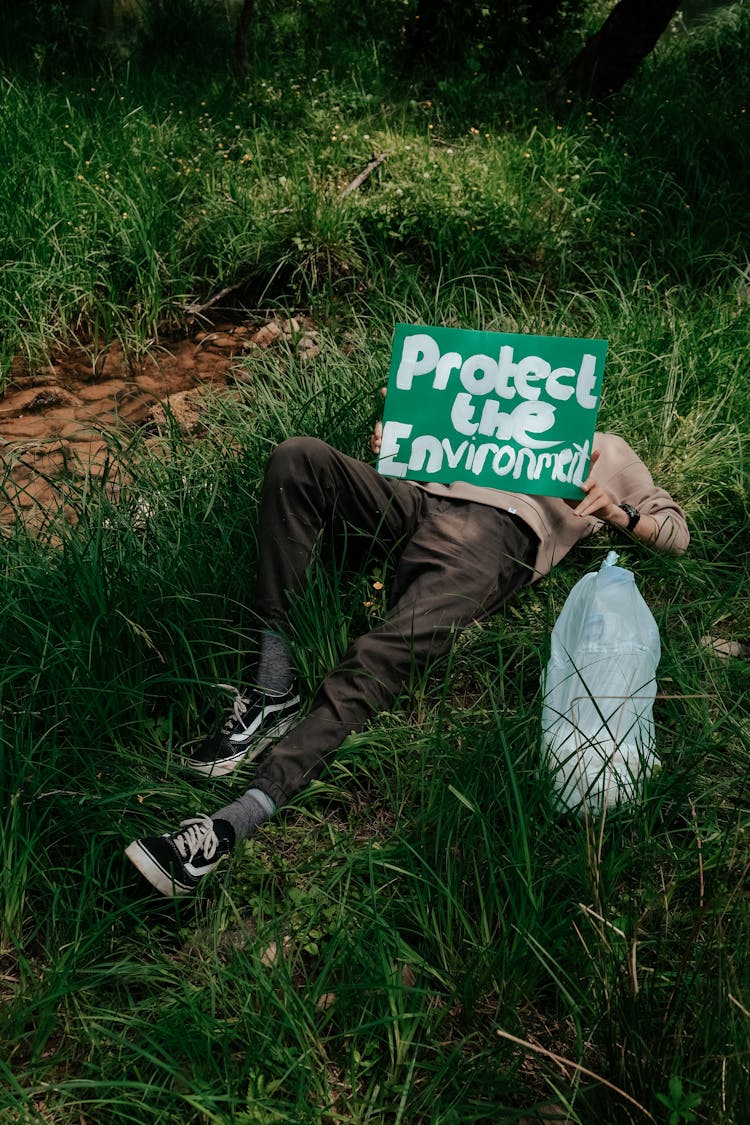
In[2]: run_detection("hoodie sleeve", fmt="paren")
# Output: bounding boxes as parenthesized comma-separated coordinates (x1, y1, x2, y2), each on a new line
(596, 434, 690, 556)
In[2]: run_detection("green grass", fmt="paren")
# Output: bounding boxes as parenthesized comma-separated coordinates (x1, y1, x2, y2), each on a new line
(1, 5, 750, 1124)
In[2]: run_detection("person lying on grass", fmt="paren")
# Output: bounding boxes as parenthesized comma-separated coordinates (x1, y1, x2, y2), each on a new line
(125, 405, 689, 897)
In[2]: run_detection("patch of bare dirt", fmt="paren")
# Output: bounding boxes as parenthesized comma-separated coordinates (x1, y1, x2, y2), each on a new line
(0, 315, 319, 526)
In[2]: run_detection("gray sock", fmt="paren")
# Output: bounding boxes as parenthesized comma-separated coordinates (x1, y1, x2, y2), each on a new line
(256, 629, 294, 695)
(212, 787, 276, 843)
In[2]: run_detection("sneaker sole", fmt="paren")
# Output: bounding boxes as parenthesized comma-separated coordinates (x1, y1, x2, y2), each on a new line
(185, 712, 298, 778)
(125, 840, 193, 897)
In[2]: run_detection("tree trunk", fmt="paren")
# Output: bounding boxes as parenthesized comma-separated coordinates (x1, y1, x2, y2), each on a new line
(402, 0, 450, 64)
(234, 0, 255, 75)
(554, 0, 681, 100)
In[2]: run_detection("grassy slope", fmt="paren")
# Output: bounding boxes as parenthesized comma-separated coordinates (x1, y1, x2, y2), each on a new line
(1, 6, 749, 1123)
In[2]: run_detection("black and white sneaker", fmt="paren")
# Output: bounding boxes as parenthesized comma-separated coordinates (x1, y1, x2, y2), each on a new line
(125, 815, 235, 897)
(185, 685, 300, 778)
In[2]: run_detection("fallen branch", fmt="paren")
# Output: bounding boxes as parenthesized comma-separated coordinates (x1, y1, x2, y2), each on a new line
(178, 283, 246, 317)
(495, 1028, 655, 1120)
(340, 152, 388, 198)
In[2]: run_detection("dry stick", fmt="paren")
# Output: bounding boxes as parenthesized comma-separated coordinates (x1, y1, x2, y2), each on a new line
(579, 902, 639, 995)
(494, 1029, 656, 1121)
(687, 796, 705, 909)
(180, 283, 245, 317)
(181, 234, 296, 318)
(728, 993, 750, 1019)
(339, 152, 388, 198)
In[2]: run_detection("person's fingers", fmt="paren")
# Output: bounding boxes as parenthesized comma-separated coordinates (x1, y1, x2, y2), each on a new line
(370, 419, 383, 455)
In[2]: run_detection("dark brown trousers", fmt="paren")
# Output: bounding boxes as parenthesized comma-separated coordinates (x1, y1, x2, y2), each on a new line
(252, 437, 537, 806)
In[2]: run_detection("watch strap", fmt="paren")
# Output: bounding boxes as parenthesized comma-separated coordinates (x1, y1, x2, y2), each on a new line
(619, 503, 641, 532)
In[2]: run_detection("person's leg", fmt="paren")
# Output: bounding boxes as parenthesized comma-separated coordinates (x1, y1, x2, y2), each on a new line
(126, 500, 537, 897)
(251, 499, 538, 806)
(185, 436, 429, 777)
(254, 435, 430, 629)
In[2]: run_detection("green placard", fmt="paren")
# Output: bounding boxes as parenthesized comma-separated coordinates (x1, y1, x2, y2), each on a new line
(377, 323, 607, 499)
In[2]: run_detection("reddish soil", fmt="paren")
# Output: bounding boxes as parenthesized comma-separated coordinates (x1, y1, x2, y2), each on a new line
(0, 315, 318, 527)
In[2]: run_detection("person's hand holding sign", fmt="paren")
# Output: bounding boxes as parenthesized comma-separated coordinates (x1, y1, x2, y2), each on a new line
(566, 451, 619, 519)
(569, 449, 659, 545)
(370, 387, 387, 456)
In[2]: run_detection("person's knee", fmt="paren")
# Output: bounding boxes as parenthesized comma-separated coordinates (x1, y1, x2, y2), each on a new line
(264, 436, 333, 484)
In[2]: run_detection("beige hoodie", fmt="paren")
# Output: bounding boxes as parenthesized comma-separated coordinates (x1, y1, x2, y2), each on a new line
(416, 432, 689, 579)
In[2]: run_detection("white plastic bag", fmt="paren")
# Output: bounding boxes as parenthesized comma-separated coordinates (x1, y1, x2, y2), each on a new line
(540, 551, 661, 815)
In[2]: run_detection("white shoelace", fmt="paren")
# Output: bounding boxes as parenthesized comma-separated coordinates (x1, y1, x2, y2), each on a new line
(174, 815, 219, 861)
(216, 683, 256, 733)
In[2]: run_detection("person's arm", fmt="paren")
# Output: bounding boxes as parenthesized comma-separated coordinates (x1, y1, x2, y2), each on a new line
(567, 449, 688, 553)
(570, 472, 661, 546)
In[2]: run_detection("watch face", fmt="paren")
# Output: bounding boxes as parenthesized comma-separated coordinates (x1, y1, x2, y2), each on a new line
(621, 503, 640, 529)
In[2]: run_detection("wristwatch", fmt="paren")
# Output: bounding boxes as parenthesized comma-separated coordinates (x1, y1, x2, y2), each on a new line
(619, 503, 641, 532)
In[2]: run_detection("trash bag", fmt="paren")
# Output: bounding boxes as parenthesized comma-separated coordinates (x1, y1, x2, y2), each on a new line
(540, 551, 661, 815)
